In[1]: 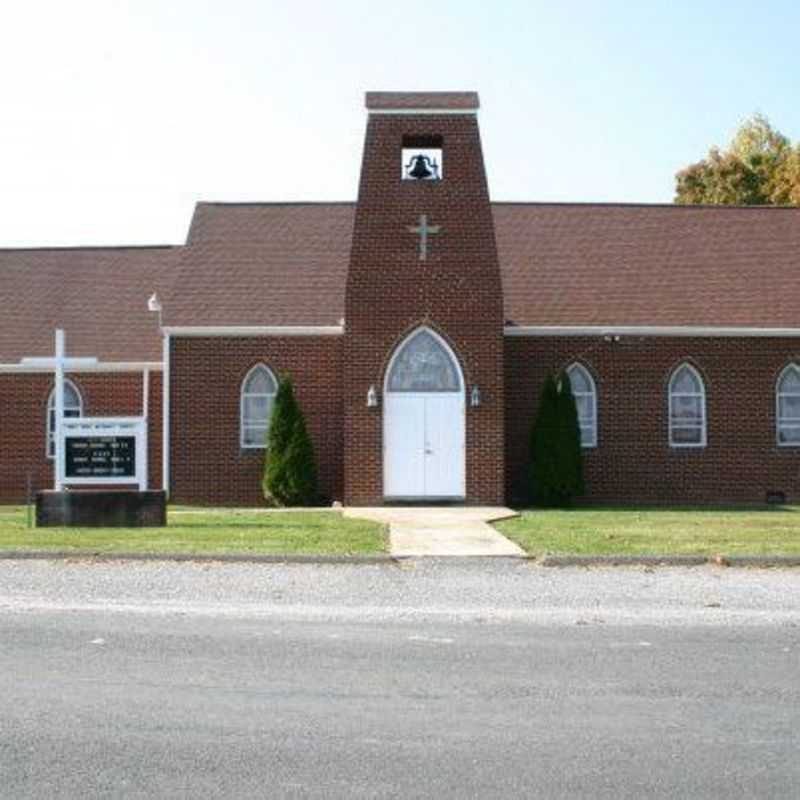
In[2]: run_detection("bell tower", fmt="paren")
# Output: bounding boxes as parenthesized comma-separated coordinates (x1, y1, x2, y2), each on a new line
(344, 91, 505, 505)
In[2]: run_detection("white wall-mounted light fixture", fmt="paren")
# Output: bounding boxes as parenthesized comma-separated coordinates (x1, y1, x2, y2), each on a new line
(470, 385, 481, 407)
(367, 385, 378, 408)
(147, 292, 163, 328)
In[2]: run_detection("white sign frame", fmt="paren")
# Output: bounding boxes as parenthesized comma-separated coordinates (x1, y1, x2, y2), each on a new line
(61, 417, 148, 490)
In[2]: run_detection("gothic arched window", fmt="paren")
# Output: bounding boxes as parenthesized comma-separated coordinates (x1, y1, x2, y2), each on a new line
(566, 363, 597, 448)
(240, 364, 278, 448)
(776, 364, 800, 446)
(46, 380, 83, 458)
(668, 363, 707, 448)
(386, 329, 461, 393)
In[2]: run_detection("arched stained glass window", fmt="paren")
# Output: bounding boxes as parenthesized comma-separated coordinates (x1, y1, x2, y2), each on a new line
(241, 364, 278, 448)
(47, 380, 82, 458)
(668, 363, 706, 447)
(387, 329, 461, 393)
(566, 363, 597, 448)
(777, 364, 800, 446)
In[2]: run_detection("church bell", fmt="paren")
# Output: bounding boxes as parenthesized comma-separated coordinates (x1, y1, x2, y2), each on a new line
(406, 154, 438, 180)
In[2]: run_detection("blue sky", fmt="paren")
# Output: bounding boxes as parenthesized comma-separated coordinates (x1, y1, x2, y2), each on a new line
(1, 1, 797, 246)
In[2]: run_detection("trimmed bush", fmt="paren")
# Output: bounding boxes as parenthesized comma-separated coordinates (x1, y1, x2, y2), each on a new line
(530, 373, 561, 507)
(530, 370, 584, 507)
(281, 405, 318, 506)
(262, 376, 318, 506)
(555, 370, 585, 501)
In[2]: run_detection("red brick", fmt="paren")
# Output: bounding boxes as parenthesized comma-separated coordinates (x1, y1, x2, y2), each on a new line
(344, 112, 505, 504)
(505, 336, 800, 504)
(169, 337, 342, 506)
(0, 371, 161, 503)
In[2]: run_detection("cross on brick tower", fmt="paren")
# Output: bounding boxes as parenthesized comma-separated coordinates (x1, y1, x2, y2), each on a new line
(407, 214, 441, 261)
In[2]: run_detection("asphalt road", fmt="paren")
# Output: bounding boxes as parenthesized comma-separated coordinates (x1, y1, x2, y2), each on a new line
(1, 560, 799, 799)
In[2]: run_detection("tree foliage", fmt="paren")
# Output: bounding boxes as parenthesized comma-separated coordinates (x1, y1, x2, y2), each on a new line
(772, 148, 800, 206)
(530, 371, 584, 507)
(262, 375, 318, 506)
(556, 371, 584, 500)
(675, 114, 800, 206)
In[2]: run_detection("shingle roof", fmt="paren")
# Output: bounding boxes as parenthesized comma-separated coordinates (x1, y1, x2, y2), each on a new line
(495, 203, 800, 327)
(169, 201, 800, 330)
(365, 92, 479, 111)
(4, 201, 799, 366)
(167, 203, 355, 327)
(0, 246, 178, 362)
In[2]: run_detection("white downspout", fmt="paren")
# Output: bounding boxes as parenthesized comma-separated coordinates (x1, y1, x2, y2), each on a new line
(54, 329, 65, 491)
(142, 367, 150, 491)
(162, 332, 170, 496)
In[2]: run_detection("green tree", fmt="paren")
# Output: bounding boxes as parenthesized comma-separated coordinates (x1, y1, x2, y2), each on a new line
(530, 371, 584, 507)
(772, 146, 800, 205)
(730, 113, 789, 163)
(530, 373, 560, 506)
(281, 405, 318, 506)
(555, 370, 584, 501)
(262, 376, 318, 506)
(675, 114, 799, 206)
(676, 148, 766, 205)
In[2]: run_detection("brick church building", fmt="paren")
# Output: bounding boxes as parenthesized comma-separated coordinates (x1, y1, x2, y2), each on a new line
(2, 92, 799, 506)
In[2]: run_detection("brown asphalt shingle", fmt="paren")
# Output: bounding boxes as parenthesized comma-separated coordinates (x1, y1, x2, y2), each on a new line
(169, 201, 800, 329)
(495, 203, 800, 328)
(0, 246, 178, 362)
(3, 201, 799, 364)
(168, 203, 355, 328)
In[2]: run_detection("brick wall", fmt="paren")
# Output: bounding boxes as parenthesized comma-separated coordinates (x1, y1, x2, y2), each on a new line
(0, 370, 161, 503)
(168, 336, 343, 506)
(505, 336, 800, 505)
(344, 111, 505, 504)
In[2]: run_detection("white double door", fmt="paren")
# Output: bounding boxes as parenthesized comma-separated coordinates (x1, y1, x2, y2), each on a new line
(383, 393, 465, 499)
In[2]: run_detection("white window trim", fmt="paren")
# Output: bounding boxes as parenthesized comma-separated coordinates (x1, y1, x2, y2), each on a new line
(503, 325, 800, 338)
(0, 360, 162, 374)
(46, 379, 83, 459)
(163, 326, 342, 338)
(240, 364, 278, 450)
(566, 363, 597, 449)
(776, 363, 800, 448)
(668, 363, 707, 448)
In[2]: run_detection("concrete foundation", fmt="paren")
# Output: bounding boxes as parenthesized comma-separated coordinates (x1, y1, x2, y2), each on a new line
(36, 490, 167, 528)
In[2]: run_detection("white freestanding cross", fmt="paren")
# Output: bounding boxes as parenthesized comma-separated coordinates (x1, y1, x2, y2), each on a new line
(29, 330, 148, 491)
(49, 330, 99, 490)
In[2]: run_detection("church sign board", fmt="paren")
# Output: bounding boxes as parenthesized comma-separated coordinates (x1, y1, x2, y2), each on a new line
(65, 436, 136, 480)
(61, 418, 147, 489)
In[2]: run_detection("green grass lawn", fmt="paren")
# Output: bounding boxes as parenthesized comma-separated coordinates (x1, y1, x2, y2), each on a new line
(495, 506, 800, 556)
(0, 506, 387, 556)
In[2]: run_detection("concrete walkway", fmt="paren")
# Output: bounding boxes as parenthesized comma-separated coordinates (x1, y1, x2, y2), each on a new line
(344, 506, 523, 556)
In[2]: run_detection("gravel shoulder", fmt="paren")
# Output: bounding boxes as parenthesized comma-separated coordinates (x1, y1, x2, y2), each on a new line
(2, 559, 799, 627)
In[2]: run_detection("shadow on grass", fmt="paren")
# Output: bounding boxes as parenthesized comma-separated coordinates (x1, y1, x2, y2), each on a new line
(165, 521, 341, 530)
(511, 504, 799, 514)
